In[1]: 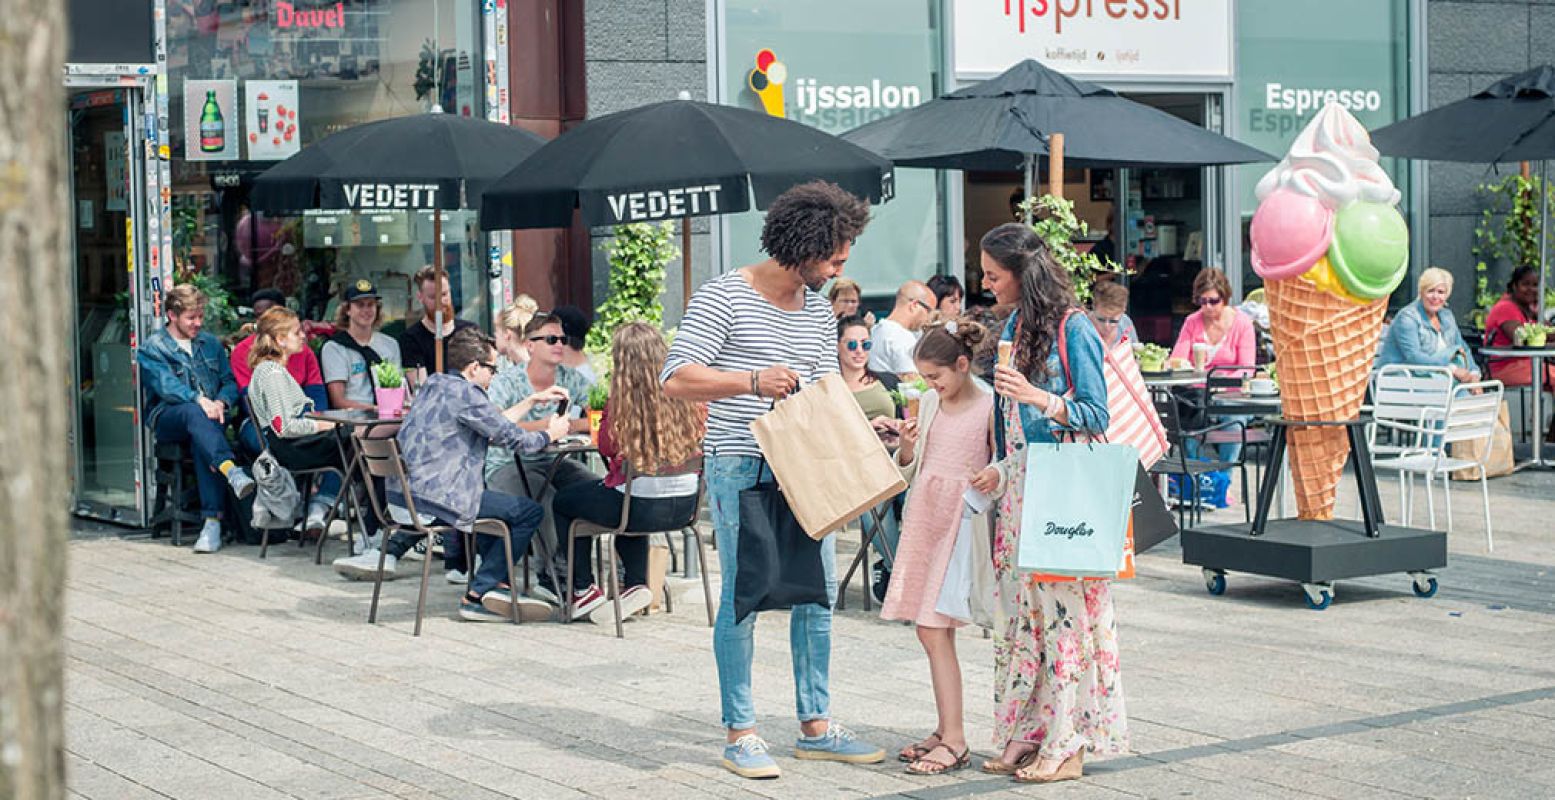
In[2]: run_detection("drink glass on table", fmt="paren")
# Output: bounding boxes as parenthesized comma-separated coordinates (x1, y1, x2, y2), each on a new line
(1192, 343, 1213, 371)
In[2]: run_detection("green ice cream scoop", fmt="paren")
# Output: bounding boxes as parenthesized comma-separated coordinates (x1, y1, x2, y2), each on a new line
(1327, 201, 1409, 301)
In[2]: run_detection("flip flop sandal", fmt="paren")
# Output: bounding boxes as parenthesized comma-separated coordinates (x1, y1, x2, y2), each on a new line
(979, 746, 1038, 775)
(898, 731, 943, 762)
(906, 743, 970, 776)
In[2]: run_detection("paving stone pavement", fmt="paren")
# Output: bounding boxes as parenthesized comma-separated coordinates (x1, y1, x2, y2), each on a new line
(64, 470, 1555, 799)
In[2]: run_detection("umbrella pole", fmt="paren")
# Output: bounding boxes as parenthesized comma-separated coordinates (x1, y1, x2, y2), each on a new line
(682, 218, 692, 311)
(1542, 160, 1550, 324)
(1049, 133, 1065, 201)
(434, 211, 445, 375)
(1022, 153, 1035, 225)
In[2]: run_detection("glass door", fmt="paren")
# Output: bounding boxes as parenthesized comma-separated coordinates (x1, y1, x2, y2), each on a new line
(67, 87, 146, 525)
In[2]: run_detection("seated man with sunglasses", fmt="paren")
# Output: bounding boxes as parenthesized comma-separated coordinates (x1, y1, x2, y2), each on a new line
(869, 280, 936, 381)
(484, 312, 598, 606)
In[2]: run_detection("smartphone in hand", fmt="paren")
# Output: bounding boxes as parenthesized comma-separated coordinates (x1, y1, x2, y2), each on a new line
(555, 396, 570, 418)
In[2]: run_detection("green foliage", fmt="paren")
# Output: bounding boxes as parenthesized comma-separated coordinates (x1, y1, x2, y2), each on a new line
(1473, 174, 1555, 319)
(371, 360, 404, 389)
(176, 270, 236, 336)
(586, 222, 678, 354)
(1017, 194, 1122, 304)
(587, 383, 610, 412)
(1515, 322, 1553, 346)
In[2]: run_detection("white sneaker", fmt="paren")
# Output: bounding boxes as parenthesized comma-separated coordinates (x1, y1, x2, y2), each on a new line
(605, 585, 655, 622)
(351, 531, 382, 557)
(445, 569, 468, 585)
(192, 520, 223, 554)
(305, 503, 329, 537)
(333, 550, 398, 581)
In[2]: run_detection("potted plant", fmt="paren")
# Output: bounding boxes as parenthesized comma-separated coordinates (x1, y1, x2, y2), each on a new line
(586, 383, 610, 444)
(1515, 322, 1552, 348)
(372, 361, 406, 417)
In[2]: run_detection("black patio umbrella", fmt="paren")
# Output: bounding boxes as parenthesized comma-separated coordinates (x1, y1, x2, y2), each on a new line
(479, 99, 895, 307)
(253, 113, 548, 372)
(842, 59, 1272, 223)
(1371, 65, 1555, 321)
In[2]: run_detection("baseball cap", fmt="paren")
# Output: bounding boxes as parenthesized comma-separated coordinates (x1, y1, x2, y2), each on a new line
(342, 279, 380, 303)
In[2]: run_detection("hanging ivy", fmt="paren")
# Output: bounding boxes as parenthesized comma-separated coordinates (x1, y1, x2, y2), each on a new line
(586, 221, 678, 354)
(1472, 173, 1555, 327)
(1018, 194, 1121, 303)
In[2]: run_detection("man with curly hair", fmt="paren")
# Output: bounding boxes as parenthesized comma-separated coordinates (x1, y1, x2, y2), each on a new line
(662, 180, 885, 779)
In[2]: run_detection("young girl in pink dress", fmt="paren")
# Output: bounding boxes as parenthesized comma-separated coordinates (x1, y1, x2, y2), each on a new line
(882, 318, 994, 775)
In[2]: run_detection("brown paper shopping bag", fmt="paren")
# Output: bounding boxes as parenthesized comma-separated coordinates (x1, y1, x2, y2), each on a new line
(1451, 399, 1514, 480)
(751, 373, 908, 540)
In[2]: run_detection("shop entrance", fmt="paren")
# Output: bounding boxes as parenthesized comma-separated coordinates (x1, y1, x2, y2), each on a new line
(960, 92, 1222, 347)
(67, 85, 149, 525)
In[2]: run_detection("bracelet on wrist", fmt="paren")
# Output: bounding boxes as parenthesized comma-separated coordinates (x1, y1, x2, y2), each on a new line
(751, 369, 761, 396)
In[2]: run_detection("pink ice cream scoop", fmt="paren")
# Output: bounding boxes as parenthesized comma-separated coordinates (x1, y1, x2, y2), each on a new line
(1250, 188, 1334, 281)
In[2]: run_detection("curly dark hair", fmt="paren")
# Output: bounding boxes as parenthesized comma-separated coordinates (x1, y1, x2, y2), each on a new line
(979, 222, 1077, 383)
(760, 181, 871, 269)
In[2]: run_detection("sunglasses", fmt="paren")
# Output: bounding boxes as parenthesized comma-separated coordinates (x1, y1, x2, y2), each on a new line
(1197, 296, 1224, 307)
(912, 299, 934, 313)
(528, 335, 566, 345)
(844, 340, 873, 351)
(477, 361, 497, 372)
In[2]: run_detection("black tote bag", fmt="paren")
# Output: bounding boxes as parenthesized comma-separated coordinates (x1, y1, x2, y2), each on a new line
(1131, 464, 1179, 554)
(733, 462, 829, 625)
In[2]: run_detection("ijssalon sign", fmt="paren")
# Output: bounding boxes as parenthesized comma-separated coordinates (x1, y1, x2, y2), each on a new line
(951, 0, 1232, 80)
(747, 48, 923, 129)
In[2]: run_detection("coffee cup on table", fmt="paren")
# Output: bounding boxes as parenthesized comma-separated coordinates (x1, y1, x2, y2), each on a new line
(1191, 343, 1213, 371)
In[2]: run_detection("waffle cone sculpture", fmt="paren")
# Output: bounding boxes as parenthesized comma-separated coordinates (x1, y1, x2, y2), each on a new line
(1249, 104, 1409, 520)
(1265, 277, 1387, 518)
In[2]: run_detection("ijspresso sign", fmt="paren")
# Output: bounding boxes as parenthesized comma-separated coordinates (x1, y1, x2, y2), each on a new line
(952, 0, 1232, 80)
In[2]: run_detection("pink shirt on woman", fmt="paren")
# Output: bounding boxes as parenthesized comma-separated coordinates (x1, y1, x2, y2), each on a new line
(1170, 307, 1257, 371)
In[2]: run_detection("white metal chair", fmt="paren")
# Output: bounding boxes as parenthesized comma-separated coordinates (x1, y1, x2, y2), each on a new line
(1371, 380, 1503, 551)
(1368, 365, 1455, 460)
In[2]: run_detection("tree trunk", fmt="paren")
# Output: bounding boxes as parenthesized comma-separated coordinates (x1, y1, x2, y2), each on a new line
(0, 0, 70, 798)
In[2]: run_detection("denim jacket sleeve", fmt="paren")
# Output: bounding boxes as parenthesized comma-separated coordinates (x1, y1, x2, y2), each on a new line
(139, 332, 199, 407)
(1386, 302, 1458, 368)
(1053, 311, 1111, 437)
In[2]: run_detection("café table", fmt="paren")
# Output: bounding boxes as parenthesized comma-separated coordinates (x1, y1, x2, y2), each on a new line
(1142, 369, 1207, 389)
(513, 436, 603, 592)
(303, 409, 407, 560)
(1479, 346, 1555, 470)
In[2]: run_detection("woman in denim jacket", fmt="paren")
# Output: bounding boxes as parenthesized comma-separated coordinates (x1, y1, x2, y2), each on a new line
(968, 223, 1128, 784)
(1375, 267, 1480, 384)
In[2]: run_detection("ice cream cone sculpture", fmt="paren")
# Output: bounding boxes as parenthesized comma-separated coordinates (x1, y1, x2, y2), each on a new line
(1249, 104, 1409, 520)
(748, 49, 787, 117)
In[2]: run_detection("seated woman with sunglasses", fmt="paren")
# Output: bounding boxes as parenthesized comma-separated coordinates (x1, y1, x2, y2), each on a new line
(1169, 268, 1258, 462)
(838, 314, 905, 600)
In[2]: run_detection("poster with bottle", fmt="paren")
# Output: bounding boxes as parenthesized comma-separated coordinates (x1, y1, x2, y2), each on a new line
(244, 80, 300, 160)
(183, 79, 238, 161)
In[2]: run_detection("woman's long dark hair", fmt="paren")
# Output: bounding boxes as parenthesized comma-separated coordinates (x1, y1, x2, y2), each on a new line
(979, 222, 1077, 382)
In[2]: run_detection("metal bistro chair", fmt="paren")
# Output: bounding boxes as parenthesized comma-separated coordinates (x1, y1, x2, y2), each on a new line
(1148, 385, 1251, 529)
(1372, 380, 1503, 550)
(563, 456, 714, 638)
(242, 395, 357, 562)
(353, 429, 525, 636)
(1368, 365, 1455, 460)
(1203, 364, 1274, 488)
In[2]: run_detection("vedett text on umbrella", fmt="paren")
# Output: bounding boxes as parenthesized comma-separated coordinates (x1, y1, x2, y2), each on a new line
(606, 184, 723, 223)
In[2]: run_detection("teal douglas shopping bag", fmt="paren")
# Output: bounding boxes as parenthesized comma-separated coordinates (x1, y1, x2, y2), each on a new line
(1017, 441, 1138, 578)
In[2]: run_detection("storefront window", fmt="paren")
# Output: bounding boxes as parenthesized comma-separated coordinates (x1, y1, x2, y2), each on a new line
(165, 0, 487, 334)
(720, 0, 942, 298)
(1235, 0, 1413, 303)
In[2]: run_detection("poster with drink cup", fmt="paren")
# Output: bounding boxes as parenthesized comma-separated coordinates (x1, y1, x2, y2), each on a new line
(183, 79, 238, 161)
(244, 81, 300, 160)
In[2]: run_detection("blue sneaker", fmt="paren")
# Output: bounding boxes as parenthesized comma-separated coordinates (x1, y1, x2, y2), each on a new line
(795, 723, 886, 764)
(721, 734, 781, 779)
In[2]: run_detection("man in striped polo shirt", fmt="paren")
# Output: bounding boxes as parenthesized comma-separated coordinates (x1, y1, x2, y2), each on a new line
(663, 181, 885, 779)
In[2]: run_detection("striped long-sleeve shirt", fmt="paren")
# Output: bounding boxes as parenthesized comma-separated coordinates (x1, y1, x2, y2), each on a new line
(248, 359, 317, 439)
(660, 270, 837, 459)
